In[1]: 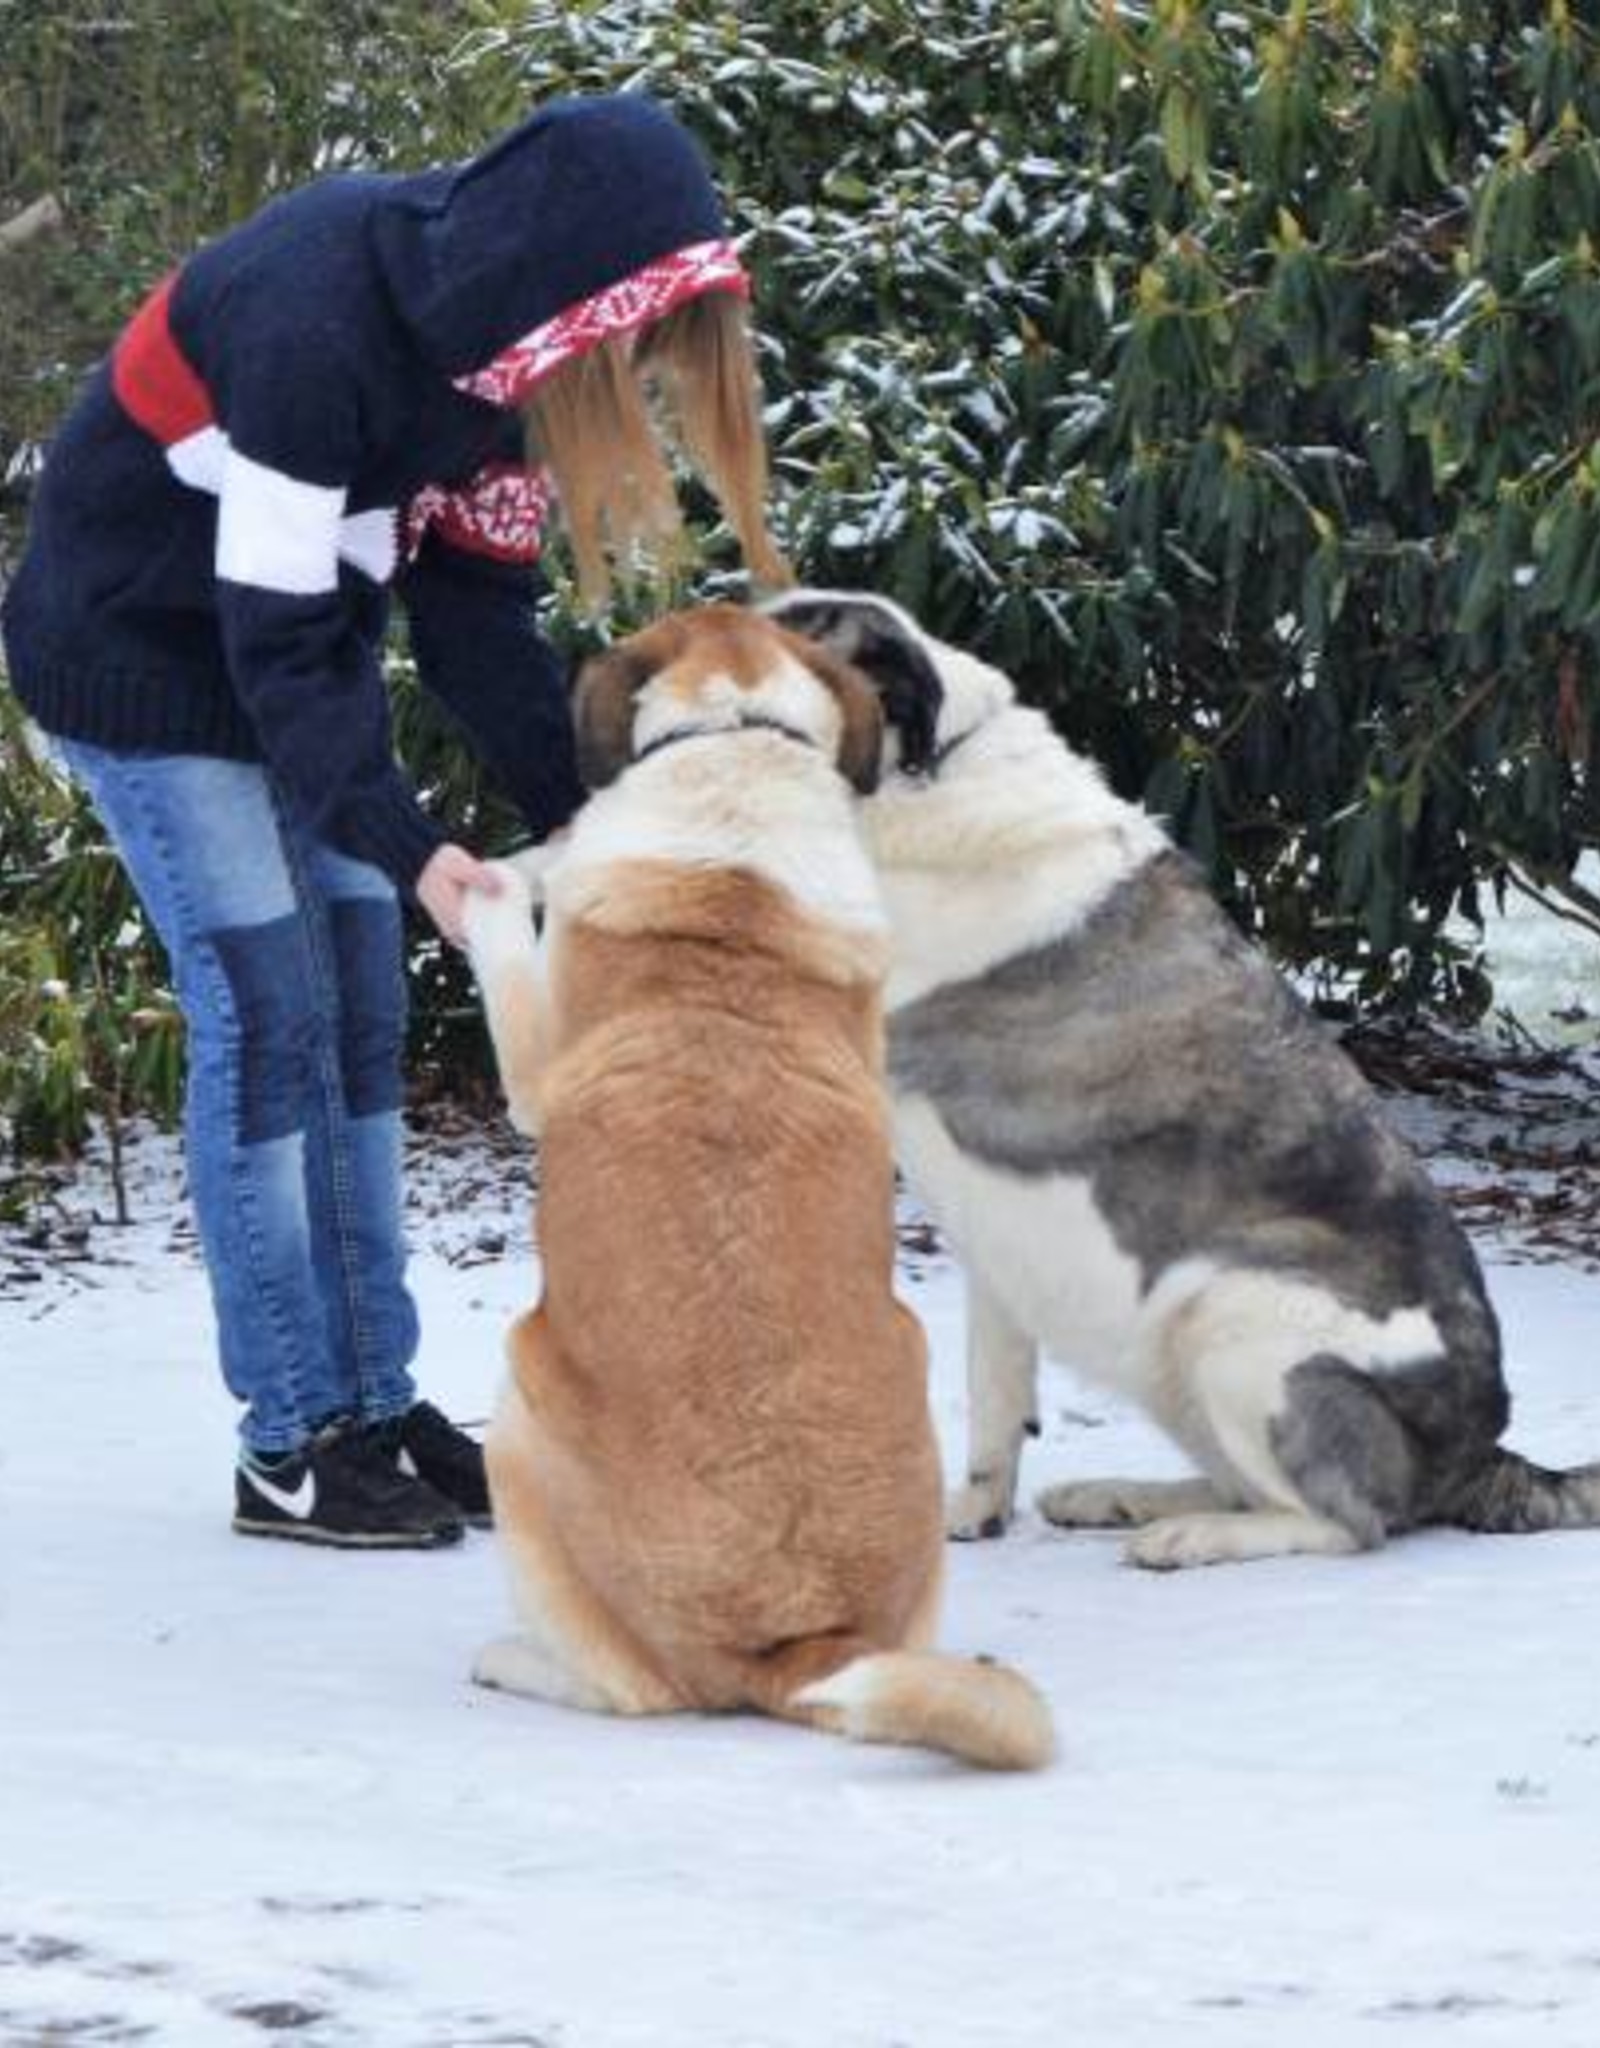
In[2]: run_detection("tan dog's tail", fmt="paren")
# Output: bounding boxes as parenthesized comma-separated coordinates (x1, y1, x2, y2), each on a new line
(753, 1639, 1055, 1772)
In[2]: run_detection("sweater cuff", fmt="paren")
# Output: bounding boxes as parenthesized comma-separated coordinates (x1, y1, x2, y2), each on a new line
(515, 753, 587, 842)
(341, 778, 450, 895)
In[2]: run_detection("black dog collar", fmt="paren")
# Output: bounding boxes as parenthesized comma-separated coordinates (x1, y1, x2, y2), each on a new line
(905, 722, 983, 778)
(633, 712, 820, 763)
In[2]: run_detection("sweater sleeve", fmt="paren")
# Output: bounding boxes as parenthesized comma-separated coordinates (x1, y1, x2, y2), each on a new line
(397, 534, 585, 843)
(209, 339, 446, 892)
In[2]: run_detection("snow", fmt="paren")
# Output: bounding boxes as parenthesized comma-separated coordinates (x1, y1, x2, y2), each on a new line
(5, 1123, 1600, 2048)
(1456, 853, 1600, 1044)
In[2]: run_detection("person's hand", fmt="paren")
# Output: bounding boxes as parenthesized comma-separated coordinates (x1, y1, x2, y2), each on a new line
(416, 842, 504, 949)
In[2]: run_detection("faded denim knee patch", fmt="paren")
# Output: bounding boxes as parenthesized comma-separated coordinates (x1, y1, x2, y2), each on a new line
(329, 896, 406, 1119)
(212, 915, 322, 1145)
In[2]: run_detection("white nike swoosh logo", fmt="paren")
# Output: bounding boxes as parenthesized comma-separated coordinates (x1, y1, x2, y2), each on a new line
(248, 1467, 316, 1519)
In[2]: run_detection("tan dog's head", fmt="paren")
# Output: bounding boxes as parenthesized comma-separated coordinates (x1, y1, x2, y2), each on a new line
(573, 604, 884, 794)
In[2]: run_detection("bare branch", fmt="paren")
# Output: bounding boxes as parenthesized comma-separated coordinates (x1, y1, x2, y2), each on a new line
(1504, 864, 1600, 945)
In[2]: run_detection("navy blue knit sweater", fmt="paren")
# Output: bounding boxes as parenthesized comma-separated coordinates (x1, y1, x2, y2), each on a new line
(1, 95, 746, 888)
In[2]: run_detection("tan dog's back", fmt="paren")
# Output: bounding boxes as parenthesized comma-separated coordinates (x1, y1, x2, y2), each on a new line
(503, 866, 938, 1699)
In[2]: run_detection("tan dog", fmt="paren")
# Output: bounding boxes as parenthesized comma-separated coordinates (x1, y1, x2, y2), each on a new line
(463, 604, 1053, 1770)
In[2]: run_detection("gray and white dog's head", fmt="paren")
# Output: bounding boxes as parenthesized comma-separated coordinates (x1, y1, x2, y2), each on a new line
(761, 590, 1020, 781)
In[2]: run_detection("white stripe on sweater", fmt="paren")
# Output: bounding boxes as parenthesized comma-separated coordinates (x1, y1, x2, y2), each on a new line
(216, 447, 345, 597)
(166, 425, 226, 493)
(337, 506, 399, 584)
(175, 436, 396, 587)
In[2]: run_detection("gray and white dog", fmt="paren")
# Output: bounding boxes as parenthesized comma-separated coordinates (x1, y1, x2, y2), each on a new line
(766, 589, 1600, 1569)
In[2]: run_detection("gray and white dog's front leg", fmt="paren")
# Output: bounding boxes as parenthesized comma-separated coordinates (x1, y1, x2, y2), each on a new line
(945, 1276, 1039, 1540)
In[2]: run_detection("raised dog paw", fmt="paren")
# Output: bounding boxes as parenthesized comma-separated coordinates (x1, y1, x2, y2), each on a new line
(945, 1481, 1014, 1542)
(462, 861, 535, 959)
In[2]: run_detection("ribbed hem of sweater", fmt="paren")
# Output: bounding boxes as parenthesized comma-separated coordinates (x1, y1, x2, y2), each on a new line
(10, 652, 448, 894)
(10, 647, 261, 762)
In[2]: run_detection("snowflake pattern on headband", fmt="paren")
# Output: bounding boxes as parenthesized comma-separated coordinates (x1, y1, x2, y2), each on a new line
(404, 462, 556, 564)
(454, 237, 750, 407)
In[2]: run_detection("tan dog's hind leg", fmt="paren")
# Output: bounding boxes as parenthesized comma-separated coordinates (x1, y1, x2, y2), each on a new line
(901, 1551, 945, 1653)
(476, 1333, 681, 1718)
(946, 1278, 1038, 1540)
(463, 862, 549, 1137)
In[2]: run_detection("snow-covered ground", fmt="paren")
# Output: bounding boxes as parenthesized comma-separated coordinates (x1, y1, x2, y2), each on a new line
(4, 1113, 1600, 2048)
(1454, 852, 1600, 1043)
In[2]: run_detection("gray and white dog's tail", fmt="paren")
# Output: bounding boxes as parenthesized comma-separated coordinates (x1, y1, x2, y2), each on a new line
(762, 589, 944, 774)
(1447, 1450, 1600, 1533)
(1375, 1308, 1600, 1538)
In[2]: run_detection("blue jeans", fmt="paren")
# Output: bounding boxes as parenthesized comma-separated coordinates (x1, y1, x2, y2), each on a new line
(57, 742, 421, 1455)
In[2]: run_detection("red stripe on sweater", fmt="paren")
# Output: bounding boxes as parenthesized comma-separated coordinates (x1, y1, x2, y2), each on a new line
(111, 274, 215, 446)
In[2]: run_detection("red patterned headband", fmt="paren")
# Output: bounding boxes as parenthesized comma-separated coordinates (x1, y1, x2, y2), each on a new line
(454, 236, 751, 407)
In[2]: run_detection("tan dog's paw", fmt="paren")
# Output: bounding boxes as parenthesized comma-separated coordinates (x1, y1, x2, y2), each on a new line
(472, 1633, 531, 1692)
(945, 1479, 1014, 1542)
(462, 859, 535, 963)
(473, 1632, 575, 1701)
(473, 1632, 628, 1713)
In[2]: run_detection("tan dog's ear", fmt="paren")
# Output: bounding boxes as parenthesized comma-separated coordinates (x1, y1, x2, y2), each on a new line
(572, 616, 693, 788)
(572, 645, 653, 789)
(785, 635, 884, 794)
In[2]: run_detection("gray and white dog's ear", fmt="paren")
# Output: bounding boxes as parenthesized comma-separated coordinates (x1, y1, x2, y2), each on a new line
(760, 590, 944, 776)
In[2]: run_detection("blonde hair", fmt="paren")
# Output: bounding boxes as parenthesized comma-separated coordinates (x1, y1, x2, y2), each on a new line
(522, 290, 789, 607)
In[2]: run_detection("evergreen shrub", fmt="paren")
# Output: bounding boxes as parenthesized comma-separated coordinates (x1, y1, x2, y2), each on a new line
(4, 0, 1599, 1168)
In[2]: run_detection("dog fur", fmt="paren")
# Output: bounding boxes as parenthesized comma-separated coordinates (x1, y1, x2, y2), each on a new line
(764, 589, 1600, 1568)
(463, 604, 1053, 1766)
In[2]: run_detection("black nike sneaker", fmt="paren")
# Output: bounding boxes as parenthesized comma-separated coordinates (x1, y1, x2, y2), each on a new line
(374, 1400, 493, 1527)
(234, 1419, 465, 1548)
